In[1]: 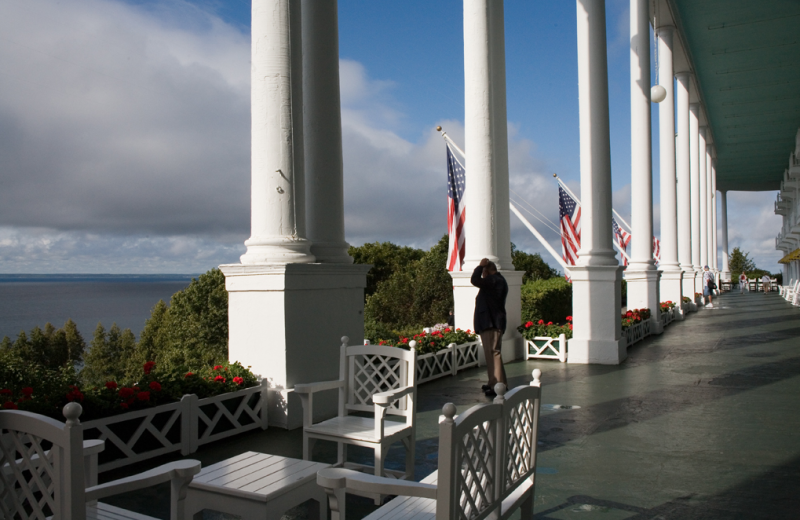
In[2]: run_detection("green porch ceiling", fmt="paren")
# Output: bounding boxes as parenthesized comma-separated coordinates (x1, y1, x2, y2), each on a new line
(670, 0, 800, 192)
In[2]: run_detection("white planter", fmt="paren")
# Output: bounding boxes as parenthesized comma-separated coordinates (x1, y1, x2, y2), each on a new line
(82, 380, 269, 473)
(526, 335, 567, 363)
(414, 340, 481, 384)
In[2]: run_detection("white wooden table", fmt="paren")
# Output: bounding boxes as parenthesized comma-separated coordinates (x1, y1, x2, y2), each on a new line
(186, 451, 330, 520)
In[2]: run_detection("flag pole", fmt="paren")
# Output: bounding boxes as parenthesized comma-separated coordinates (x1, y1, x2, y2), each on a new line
(436, 126, 466, 158)
(510, 202, 570, 274)
(553, 173, 632, 232)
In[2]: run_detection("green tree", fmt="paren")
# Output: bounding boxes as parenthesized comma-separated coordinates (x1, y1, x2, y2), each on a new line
(511, 244, 559, 283)
(520, 277, 573, 325)
(350, 241, 425, 297)
(81, 323, 134, 385)
(127, 299, 169, 378)
(0, 320, 85, 370)
(729, 247, 756, 275)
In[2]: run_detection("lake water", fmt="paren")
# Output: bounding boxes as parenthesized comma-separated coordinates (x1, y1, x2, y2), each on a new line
(0, 275, 196, 340)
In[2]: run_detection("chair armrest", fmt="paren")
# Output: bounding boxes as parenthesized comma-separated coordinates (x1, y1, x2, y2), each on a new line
(294, 379, 345, 394)
(85, 459, 200, 501)
(317, 467, 437, 499)
(373, 385, 413, 405)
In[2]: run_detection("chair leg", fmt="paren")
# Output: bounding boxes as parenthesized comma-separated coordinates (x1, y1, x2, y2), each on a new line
(304, 435, 317, 461)
(403, 436, 415, 480)
(337, 442, 347, 467)
(519, 491, 534, 520)
(373, 444, 385, 505)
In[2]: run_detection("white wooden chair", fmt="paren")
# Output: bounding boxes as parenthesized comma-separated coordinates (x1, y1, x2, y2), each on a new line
(295, 337, 417, 500)
(748, 278, 758, 291)
(317, 370, 543, 520)
(0, 402, 200, 520)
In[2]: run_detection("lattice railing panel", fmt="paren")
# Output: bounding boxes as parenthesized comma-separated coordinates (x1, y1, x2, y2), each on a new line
(0, 430, 57, 520)
(456, 420, 497, 520)
(416, 350, 453, 384)
(454, 341, 480, 370)
(505, 400, 534, 490)
(196, 386, 265, 445)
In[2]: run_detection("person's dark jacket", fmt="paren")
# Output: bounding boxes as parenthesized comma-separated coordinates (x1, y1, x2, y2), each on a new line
(471, 264, 508, 333)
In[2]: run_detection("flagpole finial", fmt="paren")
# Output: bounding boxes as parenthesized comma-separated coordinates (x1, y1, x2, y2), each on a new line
(436, 126, 442, 132)
(553, 173, 558, 178)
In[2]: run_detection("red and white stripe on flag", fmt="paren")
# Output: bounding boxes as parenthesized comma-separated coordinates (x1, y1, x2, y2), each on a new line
(446, 144, 466, 271)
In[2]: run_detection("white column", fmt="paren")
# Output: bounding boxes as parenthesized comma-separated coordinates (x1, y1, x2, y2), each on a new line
(568, 0, 625, 365)
(707, 149, 715, 272)
(242, 0, 315, 265)
(490, 0, 513, 271)
(689, 103, 703, 296)
(626, 0, 661, 332)
(720, 189, 730, 279)
(676, 73, 696, 306)
(656, 26, 683, 316)
(699, 128, 708, 270)
(453, 0, 523, 364)
(303, 0, 352, 264)
(463, 0, 499, 269)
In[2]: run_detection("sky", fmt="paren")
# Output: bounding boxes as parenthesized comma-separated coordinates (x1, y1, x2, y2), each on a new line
(0, 0, 783, 274)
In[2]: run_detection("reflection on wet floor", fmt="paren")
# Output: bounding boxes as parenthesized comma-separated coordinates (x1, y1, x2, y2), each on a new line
(101, 292, 800, 519)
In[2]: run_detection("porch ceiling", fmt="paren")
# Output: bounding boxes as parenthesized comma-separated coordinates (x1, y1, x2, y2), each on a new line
(670, 0, 800, 192)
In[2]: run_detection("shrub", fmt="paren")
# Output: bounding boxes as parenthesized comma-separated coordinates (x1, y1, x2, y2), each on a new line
(621, 308, 651, 330)
(375, 328, 478, 355)
(518, 317, 573, 340)
(520, 277, 572, 325)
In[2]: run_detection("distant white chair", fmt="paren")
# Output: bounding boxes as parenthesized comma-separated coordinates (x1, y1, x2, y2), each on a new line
(0, 403, 200, 520)
(296, 337, 417, 502)
(317, 370, 543, 520)
(748, 278, 758, 291)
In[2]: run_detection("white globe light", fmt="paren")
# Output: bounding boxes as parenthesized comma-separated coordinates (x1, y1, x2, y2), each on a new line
(651, 84, 667, 103)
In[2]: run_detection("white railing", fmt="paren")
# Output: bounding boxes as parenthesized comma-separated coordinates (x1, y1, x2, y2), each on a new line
(621, 321, 646, 347)
(660, 307, 677, 327)
(526, 335, 567, 363)
(82, 379, 269, 472)
(415, 340, 481, 384)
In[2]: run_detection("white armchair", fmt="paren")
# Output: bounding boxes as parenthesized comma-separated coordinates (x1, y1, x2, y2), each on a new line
(0, 402, 200, 520)
(296, 336, 417, 503)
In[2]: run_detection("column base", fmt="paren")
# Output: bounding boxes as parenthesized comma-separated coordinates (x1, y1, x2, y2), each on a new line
(220, 262, 371, 429)
(682, 270, 697, 306)
(450, 269, 525, 362)
(241, 236, 316, 264)
(660, 269, 685, 320)
(694, 268, 705, 294)
(309, 240, 354, 264)
(568, 265, 625, 365)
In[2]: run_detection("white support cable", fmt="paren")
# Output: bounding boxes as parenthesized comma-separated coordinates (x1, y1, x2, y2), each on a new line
(510, 203, 569, 273)
(509, 197, 562, 235)
(509, 188, 561, 231)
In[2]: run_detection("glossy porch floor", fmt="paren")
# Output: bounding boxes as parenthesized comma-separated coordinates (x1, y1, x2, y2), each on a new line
(103, 290, 800, 519)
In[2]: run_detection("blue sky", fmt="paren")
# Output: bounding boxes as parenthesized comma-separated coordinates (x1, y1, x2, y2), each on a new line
(0, 0, 782, 273)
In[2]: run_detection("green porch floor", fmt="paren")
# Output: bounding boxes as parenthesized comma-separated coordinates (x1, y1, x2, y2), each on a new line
(103, 290, 800, 519)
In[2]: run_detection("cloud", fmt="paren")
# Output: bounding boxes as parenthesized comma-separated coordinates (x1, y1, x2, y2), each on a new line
(725, 191, 783, 271)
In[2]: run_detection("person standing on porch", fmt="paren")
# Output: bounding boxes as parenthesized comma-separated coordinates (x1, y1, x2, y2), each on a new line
(762, 273, 771, 294)
(471, 258, 508, 397)
(739, 271, 747, 294)
(703, 266, 715, 308)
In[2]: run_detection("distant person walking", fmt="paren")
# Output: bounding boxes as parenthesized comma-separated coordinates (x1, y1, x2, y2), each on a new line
(703, 266, 715, 308)
(739, 272, 747, 294)
(762, 273, 771, 294)
(471, 258, 508, 397)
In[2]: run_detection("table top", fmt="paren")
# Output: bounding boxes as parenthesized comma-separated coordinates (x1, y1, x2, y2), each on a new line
(189, 451, 330, 502)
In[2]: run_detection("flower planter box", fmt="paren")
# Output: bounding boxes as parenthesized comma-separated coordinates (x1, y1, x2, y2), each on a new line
(415, 340, 481, 384)
(82, 379, 269, 473)
(622, 321, 646, 347)
(526, 335, 567, 363)
(660, 307, 677, 327)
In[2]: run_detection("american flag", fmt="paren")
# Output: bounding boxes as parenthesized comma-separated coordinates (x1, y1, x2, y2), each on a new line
(446, 144, 466, 271)
(653, 237, 661, 265)
(612, 218, 631, 266)
(559, 186, 581, 266)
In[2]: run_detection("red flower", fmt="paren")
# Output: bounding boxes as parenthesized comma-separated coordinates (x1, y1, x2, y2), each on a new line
(105, 381, 118, 391)
(21, 387, 33, 396)
(143, 361, 156, 375)
(66, 386, 84, 402)
(537, 320, 544, 325)
(3, 401, 18, 410)
(0, 389, 11, 396)
(185, 372, 194, 378)
(120, 403, 129, 409)
(444, 328, 451, 333)
(119, 387, 135, 399)
(525, 321, 533, 328)
(149, 381, 162, 392)
(547, 322, 553, 326)
(137, 391, 150, 401)
(466, 329, 471, 334)
(133, 386, 140, 391)
(626, 311, 633, 317)
(233, 377, 244, 386)
(430, 341, 435, 346)
(213, 365, 223, 371)
(214, 375, 226, 383)
(566, 316, 573, 322)
(378, 340, 385, 345)
(569, 324, 573, 330)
